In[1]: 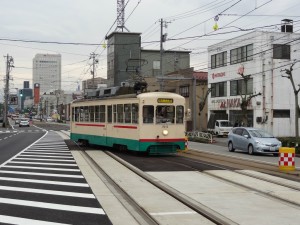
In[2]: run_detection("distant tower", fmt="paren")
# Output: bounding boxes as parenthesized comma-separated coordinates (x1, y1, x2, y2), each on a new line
(116, 0, 129, 32)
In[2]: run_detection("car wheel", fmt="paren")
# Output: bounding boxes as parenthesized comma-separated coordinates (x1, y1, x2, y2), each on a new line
(228, 141, 235, 152)
(248, 144, 254, 155)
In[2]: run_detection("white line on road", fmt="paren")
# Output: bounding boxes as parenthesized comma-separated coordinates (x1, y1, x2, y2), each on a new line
(0, 185, 95, 198)
(0, 197, 105, 214)
(0, 170, 84, 178)
(0, 177, 89, 187)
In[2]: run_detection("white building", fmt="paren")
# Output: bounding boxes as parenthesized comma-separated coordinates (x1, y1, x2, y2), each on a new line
(32, 54, 61, 94)
(208, 20, 300, 137)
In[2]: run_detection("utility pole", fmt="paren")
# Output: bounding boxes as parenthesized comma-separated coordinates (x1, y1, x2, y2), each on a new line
(3, 54, 14, 128)
(159, 18, 170, 91)
(90, 52, 98, 89)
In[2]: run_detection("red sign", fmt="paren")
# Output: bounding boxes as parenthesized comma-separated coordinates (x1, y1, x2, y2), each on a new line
(211, 72, 225, 79)
(34, 83, 40, 105)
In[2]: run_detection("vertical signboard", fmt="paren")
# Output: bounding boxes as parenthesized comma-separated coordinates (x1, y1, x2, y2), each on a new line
(34, 83, 40, 105)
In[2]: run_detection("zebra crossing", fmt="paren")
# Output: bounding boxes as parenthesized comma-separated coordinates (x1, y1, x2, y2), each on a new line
(0, 131, 112, 225)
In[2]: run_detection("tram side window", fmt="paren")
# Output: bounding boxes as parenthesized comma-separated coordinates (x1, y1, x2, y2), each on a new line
(132, 104, 138, 124)
(95, 106, 100, 122)
(113, 105, 117, 123)
(74, 107, 80, 122)
(107, 105, 112, 123)
(79, 107, 84, 122)
(176, 105, 184, 124)
(89, 106, 95, 122)
(124, 104, 131, 123)
(117, 104, 124, 123)
(143, 105, 154, 123)
(83, 106, 89, 122)
(156, 105, 175, 124)
(100, 105, 105, 122)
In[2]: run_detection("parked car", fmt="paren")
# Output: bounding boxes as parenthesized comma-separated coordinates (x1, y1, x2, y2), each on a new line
(15, 118, 21, 125)
(19, 118, 30, 127)
(227, 127, 282, 156)
(46, 117, 54, 122)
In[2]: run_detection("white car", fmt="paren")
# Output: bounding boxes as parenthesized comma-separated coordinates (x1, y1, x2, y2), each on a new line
(46, 117, 54, 122)
(19, 118, 30, 127)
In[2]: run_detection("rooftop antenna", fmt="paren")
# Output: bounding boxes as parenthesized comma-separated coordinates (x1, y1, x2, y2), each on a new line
(116, 0, 129, 32)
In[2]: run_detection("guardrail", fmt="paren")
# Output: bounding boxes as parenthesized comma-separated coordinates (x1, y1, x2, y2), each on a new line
(186, 131, 213, 143)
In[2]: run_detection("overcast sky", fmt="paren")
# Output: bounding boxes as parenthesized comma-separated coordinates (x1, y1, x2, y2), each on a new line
(1, 0, 300, 96)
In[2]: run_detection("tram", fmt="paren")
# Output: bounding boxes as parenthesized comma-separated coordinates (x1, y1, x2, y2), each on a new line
(70, 90, 186, 155)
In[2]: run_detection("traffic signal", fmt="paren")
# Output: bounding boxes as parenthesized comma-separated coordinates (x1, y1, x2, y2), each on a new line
(20, 90, 23, 97)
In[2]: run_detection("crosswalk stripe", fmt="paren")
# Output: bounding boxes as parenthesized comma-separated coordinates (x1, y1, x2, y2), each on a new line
(8, 161, 77, 167)
(24, 152, 72, 156)
(0, 197, 105, 214)
(0, 170, 84, 178)
(15, 158, 75, 162)
(2, 165, 80, 172)
(19, 154, 74, 158)
(0, 177, 89, 187)
(0, 185, 95, 198)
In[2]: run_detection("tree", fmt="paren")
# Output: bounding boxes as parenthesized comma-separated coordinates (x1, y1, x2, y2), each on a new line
(238, 72, 261, 126)
(281, 62, 300, 137)
(199, 87, 212, 115)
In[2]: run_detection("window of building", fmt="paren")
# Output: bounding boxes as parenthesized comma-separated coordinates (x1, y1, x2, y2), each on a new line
(230, 78, 253, 96)
(153, 61, 160, 69)
(211, 51, 227, 69)
(273, 110, 290, 118)
(179, 86, 189, 97)
(273, 44, 290, 59)
(211, 82, 227, 97)
(230, 44, 253, 64)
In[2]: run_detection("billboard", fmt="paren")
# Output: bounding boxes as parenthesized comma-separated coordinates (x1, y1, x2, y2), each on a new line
(34, 83, 40, 105)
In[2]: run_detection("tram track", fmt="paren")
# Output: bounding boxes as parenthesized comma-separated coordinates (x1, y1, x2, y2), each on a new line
(59, 131, 300, 224)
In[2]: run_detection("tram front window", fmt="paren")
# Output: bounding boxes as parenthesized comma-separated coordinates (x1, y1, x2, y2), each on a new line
(156, 106, 174, 124)
(143, 105, 154, 123)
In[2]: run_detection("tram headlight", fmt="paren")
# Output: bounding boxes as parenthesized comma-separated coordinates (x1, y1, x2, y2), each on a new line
(162, 129, 169, 136)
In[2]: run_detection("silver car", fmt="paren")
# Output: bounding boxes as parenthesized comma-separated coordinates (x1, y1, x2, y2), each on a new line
(228, 127, 282, 156)
(19, 118, 30, 127)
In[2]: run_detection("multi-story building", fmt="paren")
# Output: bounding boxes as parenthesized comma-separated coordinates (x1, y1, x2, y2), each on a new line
(32, 54, 61, 94)
(207, 20, 300, 136)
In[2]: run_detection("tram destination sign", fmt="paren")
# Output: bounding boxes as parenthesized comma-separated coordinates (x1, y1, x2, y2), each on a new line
(157, 98, 173, 103)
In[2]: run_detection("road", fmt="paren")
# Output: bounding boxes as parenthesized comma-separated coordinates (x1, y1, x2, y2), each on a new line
(0, 121, 112, 225)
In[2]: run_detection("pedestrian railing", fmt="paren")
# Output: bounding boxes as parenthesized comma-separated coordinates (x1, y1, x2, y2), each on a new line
(186, 131, 213, 143)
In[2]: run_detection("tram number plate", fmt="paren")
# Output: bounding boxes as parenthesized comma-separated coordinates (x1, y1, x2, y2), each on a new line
(270, 147, 275, 151)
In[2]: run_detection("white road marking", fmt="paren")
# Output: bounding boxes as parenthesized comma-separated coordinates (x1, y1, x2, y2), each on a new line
(0, 197, 105, 214)
(0, 185, 95, 198)
(0, 170, 84, 178)
(2, 165, 80, 172)
(150, 211, 197, 216)
(0, 177, 89, 187)
(19, 154, 74, 158)
(24, 152, 72, 156)
(8, 161, 77, 167)
(15, 157, 75, 162)
(0, 215, 71, 225)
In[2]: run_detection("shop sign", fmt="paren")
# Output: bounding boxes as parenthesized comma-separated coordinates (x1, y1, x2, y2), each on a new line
(211, 98, 252, 109)
(211, 72, 225, 79)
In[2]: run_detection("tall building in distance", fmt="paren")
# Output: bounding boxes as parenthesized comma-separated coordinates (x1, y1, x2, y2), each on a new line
(32, 54, 61, 94)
